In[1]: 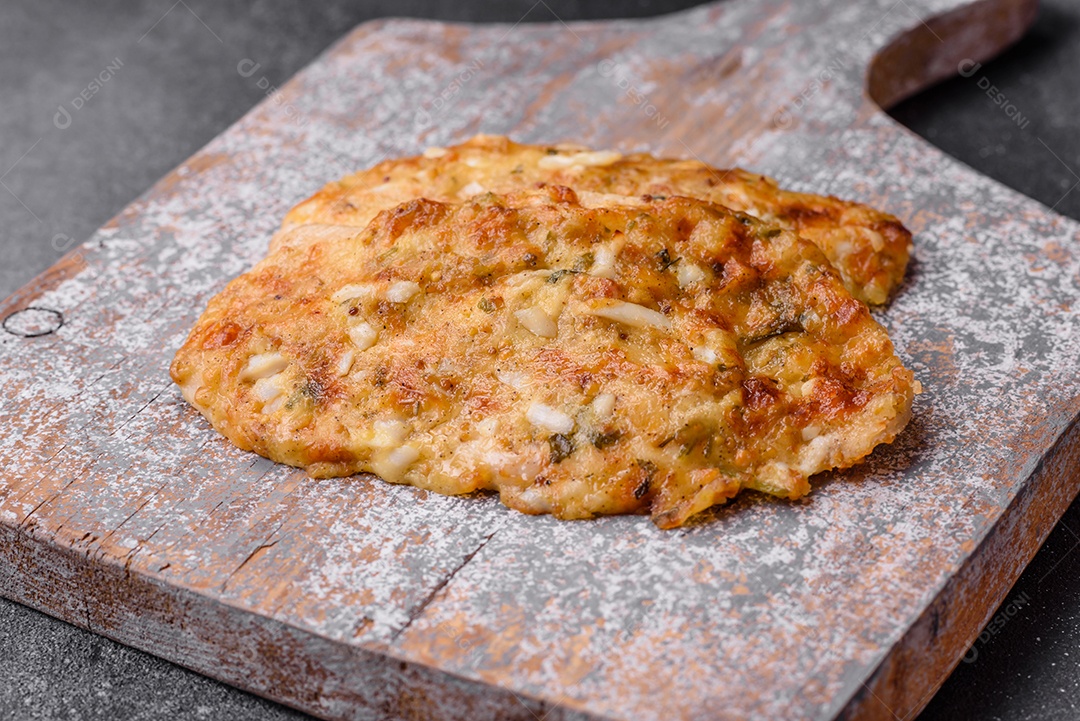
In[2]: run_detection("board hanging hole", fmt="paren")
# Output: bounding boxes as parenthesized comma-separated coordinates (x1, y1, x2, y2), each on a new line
(2, 306, 64, 338)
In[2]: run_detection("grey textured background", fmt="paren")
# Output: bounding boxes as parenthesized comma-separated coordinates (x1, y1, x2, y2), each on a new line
(0, 1, 1078, 719)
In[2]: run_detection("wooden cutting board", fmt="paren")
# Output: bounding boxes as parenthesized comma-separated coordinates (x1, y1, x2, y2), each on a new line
(2, 0, 1076, 718)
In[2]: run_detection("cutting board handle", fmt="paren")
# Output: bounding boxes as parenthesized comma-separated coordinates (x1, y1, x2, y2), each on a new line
(868, 0, 1038, 109)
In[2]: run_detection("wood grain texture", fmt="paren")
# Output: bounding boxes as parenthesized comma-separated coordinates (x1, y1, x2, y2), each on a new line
(1, 0, 1076, 718)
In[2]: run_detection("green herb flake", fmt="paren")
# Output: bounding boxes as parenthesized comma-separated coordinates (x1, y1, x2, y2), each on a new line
(549, 434, 575, 463)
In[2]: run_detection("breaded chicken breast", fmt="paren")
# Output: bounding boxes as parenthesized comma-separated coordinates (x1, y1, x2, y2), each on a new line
(283, 135, 911, 305)
(172, 188, 915, 527)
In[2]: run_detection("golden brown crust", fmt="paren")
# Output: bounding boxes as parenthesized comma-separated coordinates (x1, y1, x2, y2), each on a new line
(173, 188, 915, 528)
(282, 135, 911, 305)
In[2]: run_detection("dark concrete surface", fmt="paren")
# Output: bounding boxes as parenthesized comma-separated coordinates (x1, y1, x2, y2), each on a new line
(0, 1, 1077, 719)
